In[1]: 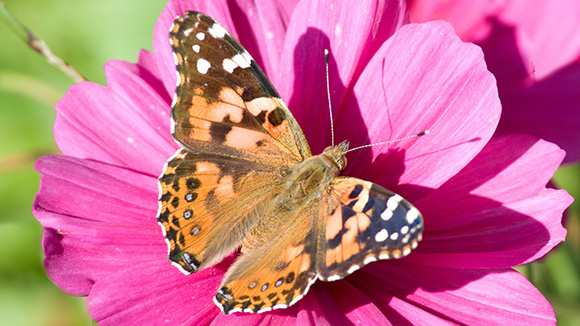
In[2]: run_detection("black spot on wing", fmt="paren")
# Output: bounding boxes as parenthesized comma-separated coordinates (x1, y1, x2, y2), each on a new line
(209, 121, 233, 144)
(267, 108, 286, 127)
(349, 184, 363, 198)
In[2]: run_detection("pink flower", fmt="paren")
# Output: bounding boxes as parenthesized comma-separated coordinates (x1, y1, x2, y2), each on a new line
(408, 0, 580, 163)
(33, 0, 571, 324)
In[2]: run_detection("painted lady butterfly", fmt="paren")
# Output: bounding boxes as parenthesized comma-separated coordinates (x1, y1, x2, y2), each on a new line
(157, 11, 424, 314)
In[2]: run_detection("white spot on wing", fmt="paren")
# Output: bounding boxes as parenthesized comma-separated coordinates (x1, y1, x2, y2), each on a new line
(232, 51, 252, 69)
(380, 208, 393, 221)
(390, 232, 399, 241)
(222, 58, 238, 73)
(208, 23, 227, 38)
(400, 226, 409, 235)
(175, 71, 181, 87)
(192, 44, 201, 53)
(363, 256, 377, 265)
(374, 229, 389, 242)
(326, 275, 341, 281)
(379, 253, 390, 259)
(406, 207, 420, 224)
(197, 58, 211, 74)
(196, 32, 205, 40)
(347, 265, 360, 274)
(387, 194, 402, 211)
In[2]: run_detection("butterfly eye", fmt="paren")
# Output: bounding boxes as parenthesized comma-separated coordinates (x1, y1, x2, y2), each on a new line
(338, 156, 347, 170)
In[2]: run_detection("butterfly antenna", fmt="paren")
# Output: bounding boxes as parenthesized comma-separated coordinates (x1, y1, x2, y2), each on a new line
(345, 130, 430, 153)
(325, 49, 335, 147)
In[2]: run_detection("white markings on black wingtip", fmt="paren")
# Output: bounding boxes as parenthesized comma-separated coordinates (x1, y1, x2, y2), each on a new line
(387, 194, 402, 210)
(192, 44, 200, 53)
(196, 32, 205, 40)
(208, 22, 228, 38)
(222, 58, 238, 73)
(374, 228, 389, 242)
(406, 206, 420, 224)
(232, 51, 253, 69)
(380, 207, 393, 221)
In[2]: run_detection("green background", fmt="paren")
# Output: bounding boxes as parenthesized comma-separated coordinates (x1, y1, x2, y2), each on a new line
(0, 1, 578, 325)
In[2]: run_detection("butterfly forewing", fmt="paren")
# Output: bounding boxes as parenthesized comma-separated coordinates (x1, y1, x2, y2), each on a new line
(318, 177, 424, 280)
(169, 12, 310, 167)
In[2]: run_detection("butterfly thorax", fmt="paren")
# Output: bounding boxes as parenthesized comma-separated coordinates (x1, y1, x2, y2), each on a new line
(275, 141, 349, 212)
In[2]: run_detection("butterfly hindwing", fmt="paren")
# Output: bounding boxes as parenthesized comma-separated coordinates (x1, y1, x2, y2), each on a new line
(157, 148, 283, 273)
(318, 177, 424, 281)
(169, 11, 310, 167)
(214, 204, 322, 314)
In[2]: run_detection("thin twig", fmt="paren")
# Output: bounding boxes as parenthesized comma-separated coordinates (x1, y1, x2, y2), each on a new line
(0, 148, 60, 174)
(0, 2, 86, 83)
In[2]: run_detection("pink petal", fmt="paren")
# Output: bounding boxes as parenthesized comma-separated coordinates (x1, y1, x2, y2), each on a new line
(135, 49, 172, 101)
(496, 62, 580, 163)
(340, 21, 500, 193)
(211, 306, 299, 326)
(353, 262, 557, 325)
(277, 0, 408, 153)
(154, 0, 289, 97)
(54, 55, 177, 176)
(323, 280, 392, 325)
(500, 0, 580, 79)
(274, 0, 300, 19)
(33, 156, 164, 295)
(410, 135, 570, 268)
(475, 15, 534, 86)
(408, 0, 504, 41)
(87, 261, 225, 326)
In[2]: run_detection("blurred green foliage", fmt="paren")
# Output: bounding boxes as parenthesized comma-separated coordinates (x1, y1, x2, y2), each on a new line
(0, 0, 578, 325)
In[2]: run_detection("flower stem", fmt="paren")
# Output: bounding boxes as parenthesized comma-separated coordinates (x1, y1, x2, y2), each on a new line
(0, 2, 86, 83)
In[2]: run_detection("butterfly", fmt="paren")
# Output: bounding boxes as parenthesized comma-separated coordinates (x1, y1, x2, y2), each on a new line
(157, 11, 424, 315)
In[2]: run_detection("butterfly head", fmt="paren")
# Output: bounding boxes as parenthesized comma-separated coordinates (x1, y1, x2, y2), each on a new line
(322, 140, 349, 171)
